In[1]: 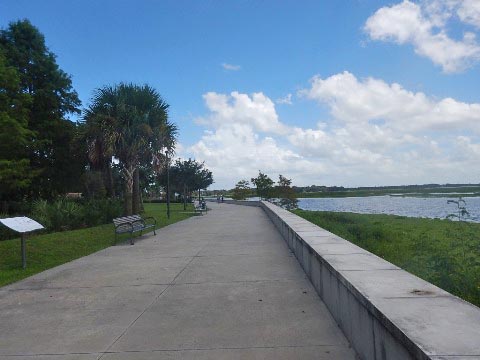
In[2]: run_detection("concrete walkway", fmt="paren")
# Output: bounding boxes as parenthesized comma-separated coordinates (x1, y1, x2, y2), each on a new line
(0, 203, 356, 359)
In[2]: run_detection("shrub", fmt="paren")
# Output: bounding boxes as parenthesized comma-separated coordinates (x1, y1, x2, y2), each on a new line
(31, 199, 51, 230)
(0, 212, 17, 240)
(81, 198, 122, 227)
(0, 198, 123, 240)
(31, 198, 122, 232)
(32, 198, 82, 231)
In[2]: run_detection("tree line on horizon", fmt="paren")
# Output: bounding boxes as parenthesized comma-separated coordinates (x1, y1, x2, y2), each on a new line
(292, 183, 480, 194)
(232, 171, 298, 210)
(0, 19, 213, 221)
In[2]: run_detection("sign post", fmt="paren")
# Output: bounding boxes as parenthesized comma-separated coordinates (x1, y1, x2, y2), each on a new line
(0, 217, 44, 269)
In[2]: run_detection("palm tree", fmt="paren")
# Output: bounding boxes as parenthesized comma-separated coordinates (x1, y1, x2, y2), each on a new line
(134, 116, 178, 213)
(81, 112, 116, 198)
(84, 83, 175, 215)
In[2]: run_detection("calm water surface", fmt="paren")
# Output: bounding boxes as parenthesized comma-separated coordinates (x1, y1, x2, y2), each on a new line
(298, 196, 480, 222)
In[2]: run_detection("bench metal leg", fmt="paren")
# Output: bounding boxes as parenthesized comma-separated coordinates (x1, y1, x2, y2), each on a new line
(130, 231, 134, 245)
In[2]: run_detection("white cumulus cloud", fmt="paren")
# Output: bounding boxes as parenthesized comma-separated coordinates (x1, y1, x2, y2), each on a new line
(364, 0, 480, 72)
(188, 123, 323, 188)
(276, 93, 293, 105)
(185, 72, 480, 188)
(425, 0, 480, 28)
(196, 91, 289, 135)
(221, 63, 241, 71)
(458, 0, 480, 28)
(301, 71, 480, 132)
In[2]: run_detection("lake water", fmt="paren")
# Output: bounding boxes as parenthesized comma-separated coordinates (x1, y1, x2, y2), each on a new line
(298, 196, 480, 222)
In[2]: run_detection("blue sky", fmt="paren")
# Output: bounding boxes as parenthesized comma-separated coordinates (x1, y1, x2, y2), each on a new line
(1, 0, 480, 188)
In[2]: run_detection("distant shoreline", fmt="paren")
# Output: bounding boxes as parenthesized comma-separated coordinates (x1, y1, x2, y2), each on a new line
(294, 184, 480, 198)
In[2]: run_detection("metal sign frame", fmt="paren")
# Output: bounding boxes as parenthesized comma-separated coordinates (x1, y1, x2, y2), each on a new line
(0, 217, 44, 269)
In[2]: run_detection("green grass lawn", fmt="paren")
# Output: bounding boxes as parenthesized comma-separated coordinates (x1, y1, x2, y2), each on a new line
(293, 210, 480, 308)
(0, 203, 194, 288)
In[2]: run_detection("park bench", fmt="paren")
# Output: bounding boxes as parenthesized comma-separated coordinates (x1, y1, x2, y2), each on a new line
(113, 215, 156, 245)
(193, 200, 207, 215)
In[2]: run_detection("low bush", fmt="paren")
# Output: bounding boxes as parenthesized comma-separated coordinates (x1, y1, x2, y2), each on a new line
(0, 198, 124, 240)
(32, 198, 83, 231)
(0, 212, 16, 240)
(80, 198, 123, 227)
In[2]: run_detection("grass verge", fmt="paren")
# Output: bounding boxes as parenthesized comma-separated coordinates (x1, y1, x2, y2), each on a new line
(0, 203, 194, 287)
(293, 210, 480, 308)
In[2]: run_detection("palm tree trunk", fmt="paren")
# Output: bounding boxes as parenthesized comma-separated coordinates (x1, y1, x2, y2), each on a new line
(132, 168, 140, 214)
(123, 165, 134, 215)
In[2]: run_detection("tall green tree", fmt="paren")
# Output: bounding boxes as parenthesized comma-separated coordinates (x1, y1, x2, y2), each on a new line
(232, 180, 251, 200)
(193, 163, 214, 201)
(0, 19, 82, 199)
(84, 83, 174, 215)
(251, 171, 274, 200)
(0, 50, 33, 210)
(158, 159, 213, 209)
(136, 121, 178, 212)
(275, 174, 298, 210)
(82, 110, 116, 199)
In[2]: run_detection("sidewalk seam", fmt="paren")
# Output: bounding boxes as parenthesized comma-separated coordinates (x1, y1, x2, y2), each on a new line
(96, 244, 208, 360)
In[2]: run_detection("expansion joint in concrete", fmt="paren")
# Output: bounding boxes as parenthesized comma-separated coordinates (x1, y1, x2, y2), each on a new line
(97, 246, 207, 360)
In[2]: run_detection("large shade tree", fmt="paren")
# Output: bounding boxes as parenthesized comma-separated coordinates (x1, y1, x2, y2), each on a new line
(158, 159, 213, 209)
(136, 120, 177, 212)
(232, 180, 251, 200)
(0, 50, 33, 211)
(0, 19, 83, 199)
(84, 83, 176, 215)
(251, 171, 274, 200)
(82, 106, 116, 199)
(274, 174, 298, 210)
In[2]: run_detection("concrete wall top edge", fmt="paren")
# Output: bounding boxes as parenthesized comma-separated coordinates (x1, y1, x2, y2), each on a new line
(259, 201, 480, 358)
(205, 199, 261, 207)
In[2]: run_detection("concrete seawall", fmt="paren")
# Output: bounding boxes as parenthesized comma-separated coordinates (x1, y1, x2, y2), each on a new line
(219, 200, 480, 359)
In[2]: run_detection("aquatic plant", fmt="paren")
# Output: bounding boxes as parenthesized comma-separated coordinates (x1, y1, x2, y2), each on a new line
(447, 197, 470, 222)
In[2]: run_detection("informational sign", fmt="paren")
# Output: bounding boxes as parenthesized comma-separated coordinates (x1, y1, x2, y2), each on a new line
(0, 217, 44, 233)
(0, 217, 44, 269)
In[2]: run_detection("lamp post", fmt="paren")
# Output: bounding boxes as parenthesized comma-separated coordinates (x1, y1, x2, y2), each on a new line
(166, 151, 170, 219)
